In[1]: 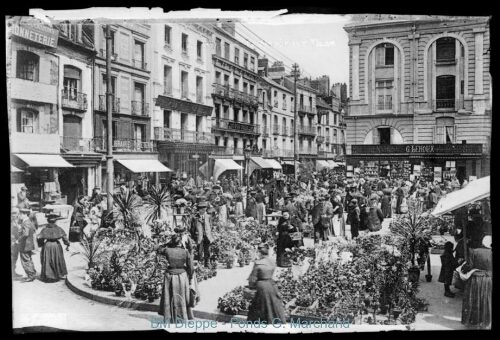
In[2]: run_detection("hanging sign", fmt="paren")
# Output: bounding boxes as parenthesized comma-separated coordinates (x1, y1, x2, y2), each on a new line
(11, 18, 59, 48)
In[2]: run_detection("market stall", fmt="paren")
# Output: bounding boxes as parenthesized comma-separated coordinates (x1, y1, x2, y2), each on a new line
(213, 159, 244, 181)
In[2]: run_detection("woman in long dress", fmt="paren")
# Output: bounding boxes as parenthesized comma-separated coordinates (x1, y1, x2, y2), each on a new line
(157, 234, 194, 322)
(234, 187, 244, 217)
(247, 243, 287, 324)
(461, 235, 492, 329)
(381, 191, 392, 218)
(38, 214, 70, 282)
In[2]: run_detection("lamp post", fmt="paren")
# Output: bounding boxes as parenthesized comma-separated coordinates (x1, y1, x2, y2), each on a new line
(244, 145, 252, 188)
(192, 153, 200, 187)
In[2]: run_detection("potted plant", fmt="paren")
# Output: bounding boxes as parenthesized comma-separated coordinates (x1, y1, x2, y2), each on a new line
(389, 210, 433, 283)
(224, 249, 236, 269)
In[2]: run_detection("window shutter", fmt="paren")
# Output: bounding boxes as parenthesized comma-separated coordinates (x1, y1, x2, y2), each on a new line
(16, 109, 22, 132)
(372, 128, 379, 144)
(390, 127, 395, 144)
(453, 124, 457, 143)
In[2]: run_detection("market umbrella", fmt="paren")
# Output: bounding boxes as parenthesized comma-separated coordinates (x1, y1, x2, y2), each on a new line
(431, 176, 490, 260)
(431, 176, 490, 217)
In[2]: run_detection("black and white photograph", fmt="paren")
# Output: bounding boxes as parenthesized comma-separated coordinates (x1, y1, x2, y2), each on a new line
(8, 7, 492, 333)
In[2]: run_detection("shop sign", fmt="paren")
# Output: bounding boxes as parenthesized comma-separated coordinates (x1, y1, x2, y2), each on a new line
(351, 144, 483, 155)
(155, 95, 212, 116)
(227, 121, 256, 132)
(11, 18, 59, 48)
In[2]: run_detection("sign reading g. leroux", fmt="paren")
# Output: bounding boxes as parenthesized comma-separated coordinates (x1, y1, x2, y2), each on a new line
(11, 17, 59, 48)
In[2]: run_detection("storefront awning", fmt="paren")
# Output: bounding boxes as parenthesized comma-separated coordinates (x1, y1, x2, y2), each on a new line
(316, 160, 331, 170)
(11, 165, 23, 172)
(265, 159, 282, 170)
(327, 160, 339, 168)
(15, 154, 75, 168)
(251, 157, 273, 169)
(116, 160, 172, 173)
(214, 159, 243, 180)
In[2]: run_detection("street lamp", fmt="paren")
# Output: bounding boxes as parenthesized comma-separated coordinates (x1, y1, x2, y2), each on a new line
(244, 145, 252, 188)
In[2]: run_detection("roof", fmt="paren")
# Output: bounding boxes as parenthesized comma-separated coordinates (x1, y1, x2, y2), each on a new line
(316, 97, 332, 110)
(261, 76, 294, 95)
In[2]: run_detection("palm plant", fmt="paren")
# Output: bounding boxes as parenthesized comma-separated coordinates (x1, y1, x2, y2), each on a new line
(108, 189, 142, 230)
(143, 185, 171, 224)
(389, 210, 433, 266)
(71, 230, 105, 269)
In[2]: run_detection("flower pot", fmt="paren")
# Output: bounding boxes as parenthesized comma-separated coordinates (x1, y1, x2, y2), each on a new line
(392, 309, 402, 319)
(239, 262, 245, 267)
(212, 271, 218, 277)
(425, 274, 432, 282)
(148, 296, 155, 303)
(227, 262, 233, 269)
(408, 267, 421, 283)
(245, 260, 250, 265)
(114, 290, 123, 297)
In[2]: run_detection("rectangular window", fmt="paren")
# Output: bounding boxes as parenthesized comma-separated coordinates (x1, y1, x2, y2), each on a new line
(250, 84, 254, 96)
(243, 53, 248, 68)
(376, 44, 394, 66)
(102, 28, 116, 56)
(63, 77, 78, 99)
(163, 110, 171, 128)
(181, 71, 189, 98)
(234, 47, 240, 64)
(436, 38, 456, 61)
(196, 76, 203, 103)
(233, 78, 239, 91)
(224, 42, 230, 59)
(102, 74, 116, 95)
(182, 34, 188, 54)
(250, 56, 255, 71)
(436, 75, 456, 109)
(112, 121, 118, 140)
(215, 38, 221, 57)
(197, 41, 202, 59)
(17, 51, 39, 81)
(215, 71, 221, 84)
(134, 41, 145, 69)
(164, 26, 171, 46)
(164, 65, 172, 94)
(243, 82, 248, 94)
(20, 110, 35, 133)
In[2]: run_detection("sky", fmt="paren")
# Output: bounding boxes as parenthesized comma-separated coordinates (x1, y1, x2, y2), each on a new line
(240, 14, 351, 88)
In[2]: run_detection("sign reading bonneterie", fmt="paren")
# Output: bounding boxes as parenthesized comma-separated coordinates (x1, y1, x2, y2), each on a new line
(11, 18, 59, 48)
(351, 144, 483, 155)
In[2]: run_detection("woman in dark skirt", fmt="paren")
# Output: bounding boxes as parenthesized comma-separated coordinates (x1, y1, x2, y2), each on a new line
(157, 234, 194, 322)
(38, 214, 70, 282)
(381, 190, 392, 218)
(276, 210, 297, 267)
(438, 241, 459, 297)
(461, 235, 492, 329)
(247, 243, 286, 324)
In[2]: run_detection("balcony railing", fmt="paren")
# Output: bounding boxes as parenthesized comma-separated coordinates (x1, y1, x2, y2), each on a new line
(436, 99, 455, 110)
(298, 105, 316, 115)
(211, 84, 258, 106)
(265, 148, 294, 158)
(132, 59, 147, 71)
(325, 136, 331, 144)
(282, 126, 289, 136)
(212, 83, 232, 99)
(62, 89, 88, 111)
(299, 147, 317, 155)
(272, 125, 280, 135)
(211, 118, 260, 135)
(97, 95, 120, 113)
(94, 137, 156, 152)
(377, 103, 393, 110)
(61, 136, 94, 152)
(298, 124, 317, 136)
(261, 126, 269, 137)
(154, 127, 213, 144)
(316, 136, 325, 143)
(131, 101, 149, 117)
(99, 49, 118, 60)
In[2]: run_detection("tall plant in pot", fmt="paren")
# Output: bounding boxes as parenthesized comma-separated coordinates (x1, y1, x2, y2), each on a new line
(389, 209, 432, 283)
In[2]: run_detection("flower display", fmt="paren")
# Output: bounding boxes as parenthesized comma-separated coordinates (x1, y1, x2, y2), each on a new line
(217, 286, 252, 315)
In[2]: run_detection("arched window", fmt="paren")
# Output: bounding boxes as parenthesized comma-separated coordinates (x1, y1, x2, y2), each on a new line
(364, 127, 404, 145)
(17, 108, 39, 134)
(16, 50, 39, 81)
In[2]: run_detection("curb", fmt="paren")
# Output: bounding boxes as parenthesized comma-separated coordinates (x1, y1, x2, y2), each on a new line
(65, 270, 246, 323)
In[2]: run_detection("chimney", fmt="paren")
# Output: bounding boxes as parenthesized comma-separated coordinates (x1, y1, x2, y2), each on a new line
(258, 58, 269, 77)
(268, 61, 285, 80)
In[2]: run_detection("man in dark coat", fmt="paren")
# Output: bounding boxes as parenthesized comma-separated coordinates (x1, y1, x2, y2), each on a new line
(184, 187, 197, 206)
(11, 207, 22, 278)
(192, 202, 214, 267)
(245, 191, 258, 219)
(311, 196, 334, 243)
(367, 198, 384, 232)
(12, 208, 37, 281)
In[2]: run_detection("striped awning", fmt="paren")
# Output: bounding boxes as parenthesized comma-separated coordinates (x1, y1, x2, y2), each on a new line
(116, 160, 172, 173)
(15, 154, 75, 168)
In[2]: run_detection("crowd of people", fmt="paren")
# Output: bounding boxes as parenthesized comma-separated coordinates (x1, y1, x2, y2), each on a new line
(11, 166, 491, 329)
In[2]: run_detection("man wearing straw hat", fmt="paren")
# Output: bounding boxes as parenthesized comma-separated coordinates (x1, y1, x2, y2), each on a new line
(192, 201, 214, 267)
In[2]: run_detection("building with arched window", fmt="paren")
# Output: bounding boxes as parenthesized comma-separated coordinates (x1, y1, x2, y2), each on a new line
(344, 16, 490, 182)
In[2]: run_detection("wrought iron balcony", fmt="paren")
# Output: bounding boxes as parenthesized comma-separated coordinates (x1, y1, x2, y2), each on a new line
(282, 126, 289, 136)
(97, 95, 120, 113)
(377, 102, 393, 110)
(272, 125, 280, 135)
(131, 101, 149, 117)
(211, 118, 260, 135)
(298, 105, 316, 115)
(298, 124, 317, 136)
(60, 136, 94, 152)
(261, 126, 269, 137)
(93, 137, 156, 152)
(436, 99, 456, 110)
(154, 127, 213, 144)
(316, 136, 325, 143)
(212, 83, 233, 100)
(132, 59, 147, 71)
(62, 89, 88, 111)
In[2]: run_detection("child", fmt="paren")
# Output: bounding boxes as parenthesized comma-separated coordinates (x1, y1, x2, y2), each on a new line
(438, 241, 459, 297)
(304, 215, 314, 238)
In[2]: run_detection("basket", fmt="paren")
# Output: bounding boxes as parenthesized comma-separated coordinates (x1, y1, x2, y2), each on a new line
(289, 232, 303, 241)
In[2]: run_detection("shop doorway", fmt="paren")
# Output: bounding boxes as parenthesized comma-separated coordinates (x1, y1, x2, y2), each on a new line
(456, 166, 466, 185)
(379, 128, 391, 145)
(59, 167, 87, 206)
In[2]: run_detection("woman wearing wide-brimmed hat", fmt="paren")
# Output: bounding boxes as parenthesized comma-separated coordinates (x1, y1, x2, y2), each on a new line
(38, 213, 70, 282)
